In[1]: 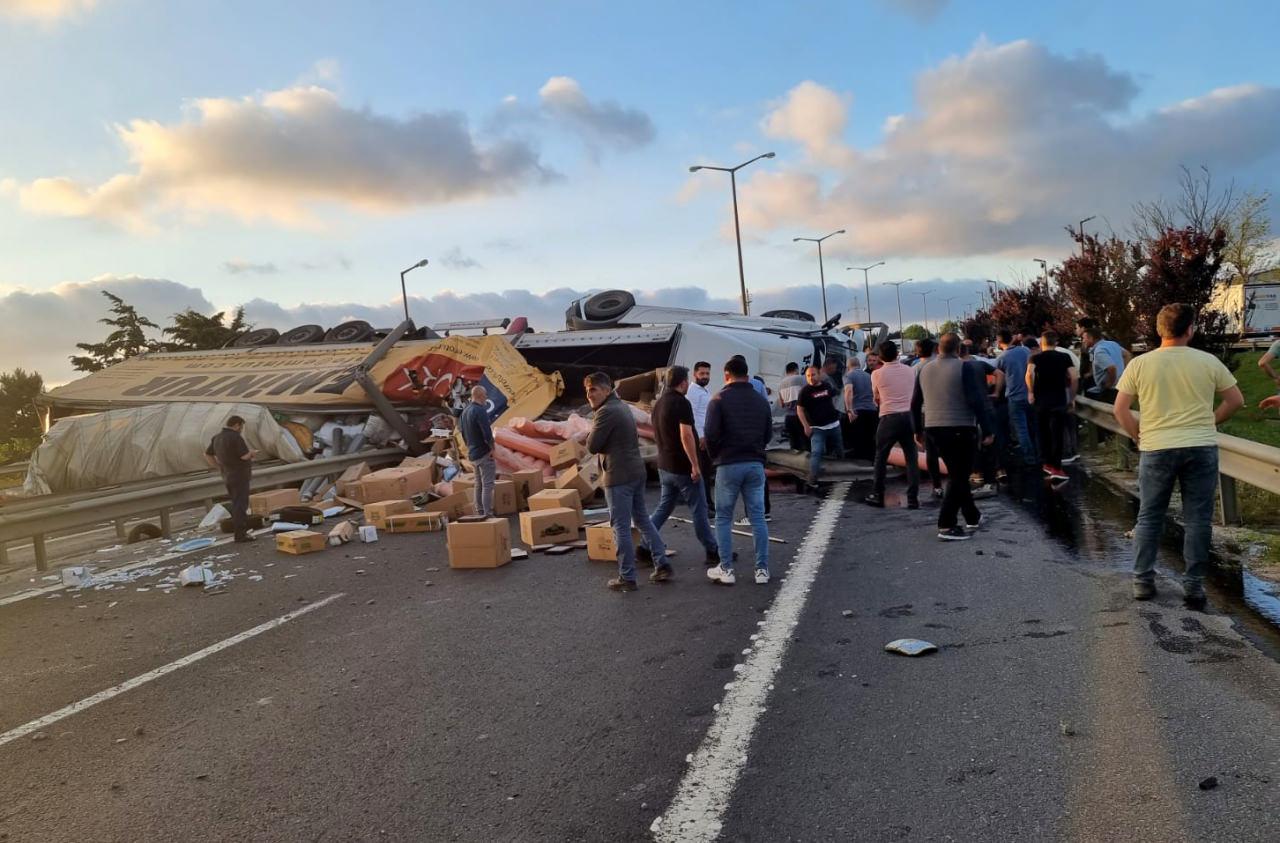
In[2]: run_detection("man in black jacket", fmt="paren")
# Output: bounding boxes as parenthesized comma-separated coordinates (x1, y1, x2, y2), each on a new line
(585, 372, 669, 591)
(705, 357, 774, 586)
(204, 415, 258, 542)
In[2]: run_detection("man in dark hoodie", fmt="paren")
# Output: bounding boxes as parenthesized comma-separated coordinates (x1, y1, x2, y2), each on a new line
(584, 371, 669, 592)
(704, 356, 774, 586)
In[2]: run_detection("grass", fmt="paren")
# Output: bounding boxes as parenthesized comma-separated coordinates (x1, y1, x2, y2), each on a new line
(1221, 351, 1280, 447)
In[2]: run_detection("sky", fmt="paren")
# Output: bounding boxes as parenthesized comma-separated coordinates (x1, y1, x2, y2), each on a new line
(3, 0, 1280, 383)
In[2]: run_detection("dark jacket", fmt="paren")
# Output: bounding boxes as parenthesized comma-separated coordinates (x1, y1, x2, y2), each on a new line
(459, 401, 494, 461)
(705, 381, 773, 467)
(585, 394, 647, 487)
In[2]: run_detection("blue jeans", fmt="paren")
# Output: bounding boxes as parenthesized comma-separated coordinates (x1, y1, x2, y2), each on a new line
(714, 462, 768, 574)
(604, 479, 668, 583)
(1008, 398, 1037, 465)
(651, 469, 717, 553)
(1134, 446, 1218, 592)
(808, 425, 843, 483)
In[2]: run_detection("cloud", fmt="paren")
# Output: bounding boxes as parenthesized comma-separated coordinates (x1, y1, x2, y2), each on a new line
(437, 247, 481, 270)
(0, 0, 98, 21)
(882, 0, 947, 22)
(735, 39, 1280, 258)
(537, 76, 656, 150)
(222, 260, 278, 275)
(297, 254, 352, 272)
(10, 84, 554, 230)
(0, 275, 211, 385)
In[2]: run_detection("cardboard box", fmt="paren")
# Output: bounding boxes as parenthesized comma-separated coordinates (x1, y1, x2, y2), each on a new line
(399, 455, 437, 473)
(555, 460, 602, 504)
(328, 521, 356, 546)
(249, 488, 302, 516)
(363, 499, 414, 529)
(491, 479, 518, 515)
(452, 473, 476, 495)
(528, 488, 583, 524)
(586, 524, 643, 562)
(386, 511, 448, 533)
(507, 469, 545, 508)
(547, 440, 586, 470)
(424, 491, 474, 521)
(334, 462, 370, 497)
(349, 466, 433, 503)
(276, 530, 326, 555)
(447, 518, 512, 569)
(422, 436, 450, 456)
(358, 525, 379, 543)
(519, 507, 580, 546)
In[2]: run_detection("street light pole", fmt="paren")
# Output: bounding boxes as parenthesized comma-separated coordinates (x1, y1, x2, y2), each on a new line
(914, 290, 933, 335)
(847, 261, 885, 323)
(689, 152, 777, 316)
(1033, 258, 1049, 284)
(941, 295, 960, 326)
(793, 229, 846, 322)
(883, 279, 912, 338)
(1077, 215, 1096, 252)
(400, 259, 429, 323)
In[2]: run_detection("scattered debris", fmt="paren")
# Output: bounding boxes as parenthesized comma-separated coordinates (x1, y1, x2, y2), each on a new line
(1199, 776, 1219, 791)
(841, 609, 854, 618)
(1060, 721, 1076, 737)
(61, 566, 95, 588)
(884, 639, 938, 657)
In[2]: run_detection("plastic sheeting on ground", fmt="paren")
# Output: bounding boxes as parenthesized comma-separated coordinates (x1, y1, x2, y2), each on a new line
(24, 402, 306, 495)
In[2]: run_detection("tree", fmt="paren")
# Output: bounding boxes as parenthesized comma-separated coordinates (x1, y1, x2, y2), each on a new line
(1132, 165, 1236, 245)
(1138, 225, 1230, 356)
(1054, 230, 1144, 346)
(901, 324, 930, 341)
(163, 307, 249, 351)
(0, 368, 44, 463)
(937, 320, 960, 337)
(1221, 191, 1275, 335)
(70, 291, 162, 372)
(960, 312, 994, 345)
(982, 278, 1075, 339)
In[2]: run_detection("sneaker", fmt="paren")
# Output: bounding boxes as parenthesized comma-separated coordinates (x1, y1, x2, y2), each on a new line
(971, 484, 996, 500)
(765, 514, 773, 522)
(707, 566, 736, 586)
(933, 487, 944, 499)
(1045, 466, 1069, 482)
(938, 527, 971, 541)
(649, 565, 674, 584)
(862, 494, 885, 508)
(635, 545, 655, 567)
(907, 498, 920, 510)
(754, 569, 771, 585)
(607, 578, 638, 592)
(733, 517, 752, 527)
(1061, 454, 1080, 465)
(964, 514, 984, 532)
(1183, 592, 1207, 611)
(1042, 464, 1055, 476)
(1132, 580, 1157, 601)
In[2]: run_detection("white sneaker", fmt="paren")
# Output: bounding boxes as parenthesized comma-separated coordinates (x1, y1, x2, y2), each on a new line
(754, 569, 770, 585)
(707, 566, 736, 586)
(964, 514, 984, 532)
(1061, 454, 1080, 465)
(733, 517, 751, 527)
(971, 484, 996, 499)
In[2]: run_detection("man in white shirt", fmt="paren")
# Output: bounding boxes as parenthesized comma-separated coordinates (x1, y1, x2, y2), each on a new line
(688, 360, 715, 511)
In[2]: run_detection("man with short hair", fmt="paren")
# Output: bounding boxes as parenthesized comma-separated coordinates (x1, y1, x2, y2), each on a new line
(1082, 327, 1125, 402)
(689, 361, 716, 510)
(778, 362, 807, 452)
(912, 338, 936, 369)
(705, 356, 773, 586)
(1026, 331, 1076, 482)
(843, 356, 879, 461)
(797, 365, 844, 491)
(650, 366, 719, 566)
(864, 341, 920, 509)
(995, 328, 1036, 466)
(204, 415, 259, 542)
(585, 372, 669, 591)
(459, 385, 496, 517)
(912, 333, 994, 541)
(1114, 304, 1243, 609)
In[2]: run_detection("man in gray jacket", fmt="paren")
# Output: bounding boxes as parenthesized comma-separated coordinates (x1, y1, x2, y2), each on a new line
(584, 372, 669, 591)
(459, 385, 496, 517)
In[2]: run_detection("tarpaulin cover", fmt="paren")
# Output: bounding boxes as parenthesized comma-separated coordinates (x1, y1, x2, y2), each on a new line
(42, 336, 564, 425)
(24, 402, 306, 495)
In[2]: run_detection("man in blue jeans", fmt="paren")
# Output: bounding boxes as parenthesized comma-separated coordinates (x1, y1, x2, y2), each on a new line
(994, 329, 1036, 466)
(796, 365, 844, 494)
(705, 356, 774, 586)
(649, 366, 720, 565)
(584, 371, 669, 592)
(1113, 304, 1243, 609)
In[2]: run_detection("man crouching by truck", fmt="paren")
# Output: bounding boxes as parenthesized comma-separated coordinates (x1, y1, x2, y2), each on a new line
(204, 415, 258, 542)
(584, 372, 670, 592)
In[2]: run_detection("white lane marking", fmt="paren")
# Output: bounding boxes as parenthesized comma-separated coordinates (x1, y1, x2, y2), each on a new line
(0, 592, 346, 749)
(651, 483, 848, 842)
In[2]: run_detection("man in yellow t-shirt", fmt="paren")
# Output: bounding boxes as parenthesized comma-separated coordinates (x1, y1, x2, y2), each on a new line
(1113, 304, 1244, 609)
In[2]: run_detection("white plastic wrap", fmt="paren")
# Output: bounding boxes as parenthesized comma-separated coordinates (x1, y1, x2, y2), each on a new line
(25, 402, 306, 495)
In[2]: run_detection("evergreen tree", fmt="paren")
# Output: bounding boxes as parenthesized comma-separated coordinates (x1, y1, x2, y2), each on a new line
(69, 291, 162, 372)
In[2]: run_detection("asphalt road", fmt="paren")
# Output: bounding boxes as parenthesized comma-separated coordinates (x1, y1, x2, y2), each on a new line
(1, 481, 1278, 842)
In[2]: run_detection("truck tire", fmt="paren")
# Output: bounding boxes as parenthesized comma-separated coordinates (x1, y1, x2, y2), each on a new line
(761, 309, 816, 323)
(231, 328, 280, 347)
(582, 290, 635, 322)
(277, 324, 326, 345)
(323, 320, 375, 344)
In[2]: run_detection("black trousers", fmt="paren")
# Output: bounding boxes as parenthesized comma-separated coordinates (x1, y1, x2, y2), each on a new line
(848, 409, 879, 461)
(225, 472, 252, 538)
(873, 412, 918, 500)
(698, 442, 715, 510)
(785, 414, 808, 451)
(926, 427, 980, 529)
(925, 435, 943, 490)
(1036, 405, 1067, 469)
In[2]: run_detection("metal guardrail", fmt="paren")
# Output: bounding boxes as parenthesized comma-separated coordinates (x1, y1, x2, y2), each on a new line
(0, 448, 403, 572)
(0, 462, 27, 477)
(1074, 396, 1280, 523)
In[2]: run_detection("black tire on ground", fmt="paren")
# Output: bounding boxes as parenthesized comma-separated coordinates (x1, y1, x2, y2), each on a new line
(323, 320, 375, 344)
(126, 523, 163, 544)
(277, 324, 326, 345)
(231, 328, 280, 347)
(582, 290, 636, 322)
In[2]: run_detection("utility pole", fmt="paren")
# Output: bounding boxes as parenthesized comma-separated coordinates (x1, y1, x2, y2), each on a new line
(689, 152, 777, 315)
(883, 279, 912, 338)
(793, 230, 847, 322)
(847, 261, 885, 324)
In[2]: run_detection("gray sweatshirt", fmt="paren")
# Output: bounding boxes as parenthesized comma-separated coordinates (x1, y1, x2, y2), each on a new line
(911, 356, 993, 434)
(585, 394, 647, 487)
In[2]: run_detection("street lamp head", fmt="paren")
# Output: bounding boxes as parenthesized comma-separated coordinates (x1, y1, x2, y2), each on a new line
(836, 229, 846, 234)
(689, 166, 702, 173)
(793, 237, 803, 242)
(416, 259, 429, 268)
(763, 152, 776, 159)
(873, 260, 885, 269)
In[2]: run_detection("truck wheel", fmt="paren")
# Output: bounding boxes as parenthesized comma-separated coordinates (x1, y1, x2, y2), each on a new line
(582, 290, 635, 322)
(231, 328, 280, 347)
(323, 320, 375, 343)
(277, 324, 326, 345)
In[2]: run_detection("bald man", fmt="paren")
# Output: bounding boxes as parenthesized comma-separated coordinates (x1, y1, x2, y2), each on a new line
(459, 384, 496, 517)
